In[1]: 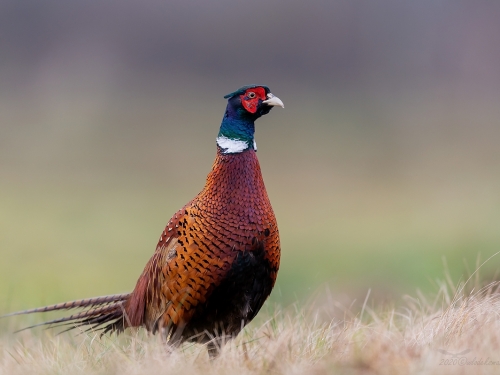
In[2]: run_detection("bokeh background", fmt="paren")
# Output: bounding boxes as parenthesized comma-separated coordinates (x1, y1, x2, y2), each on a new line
(2, 0, 500, 312)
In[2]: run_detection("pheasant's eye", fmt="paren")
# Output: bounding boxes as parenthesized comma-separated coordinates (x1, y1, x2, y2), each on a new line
(247, 92, 256, 99)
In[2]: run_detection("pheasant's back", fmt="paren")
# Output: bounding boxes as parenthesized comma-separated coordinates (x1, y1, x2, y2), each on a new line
(127, 148, 280, 343)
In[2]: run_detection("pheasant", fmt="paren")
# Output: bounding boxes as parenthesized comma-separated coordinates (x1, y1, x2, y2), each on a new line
(3, 85, 284, 357)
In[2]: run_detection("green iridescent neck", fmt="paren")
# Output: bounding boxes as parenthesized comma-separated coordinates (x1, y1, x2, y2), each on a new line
(216, 107, 256, 154)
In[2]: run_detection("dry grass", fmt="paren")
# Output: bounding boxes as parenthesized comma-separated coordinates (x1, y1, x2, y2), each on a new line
(2, 273, 500, 375)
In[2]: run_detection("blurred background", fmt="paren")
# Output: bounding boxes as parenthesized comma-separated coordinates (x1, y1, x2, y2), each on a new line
(1, 0, 500, 312)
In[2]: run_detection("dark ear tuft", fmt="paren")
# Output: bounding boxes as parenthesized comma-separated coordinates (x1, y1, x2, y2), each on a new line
(224, 85, 270, 99)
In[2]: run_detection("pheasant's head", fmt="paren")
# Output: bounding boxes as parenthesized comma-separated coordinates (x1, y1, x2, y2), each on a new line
(224, 85, 284, 119)
(217, 85, 284, 154)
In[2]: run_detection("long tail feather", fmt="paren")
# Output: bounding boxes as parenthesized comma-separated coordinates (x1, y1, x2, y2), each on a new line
(3, 293, 132, 335)
(13, 304, 123, 332)
(1, 294, 130, 318)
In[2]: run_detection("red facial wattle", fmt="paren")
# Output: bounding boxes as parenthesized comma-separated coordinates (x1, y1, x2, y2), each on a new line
(240, 87, 267, 114)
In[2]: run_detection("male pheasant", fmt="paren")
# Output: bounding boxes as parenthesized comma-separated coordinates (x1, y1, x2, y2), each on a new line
(3, 85, 284, 357)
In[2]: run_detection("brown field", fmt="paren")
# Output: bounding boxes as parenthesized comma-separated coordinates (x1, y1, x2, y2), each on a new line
(2, 270, 500, 375)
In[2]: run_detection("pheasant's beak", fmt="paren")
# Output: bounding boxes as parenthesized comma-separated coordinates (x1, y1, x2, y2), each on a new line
(263, 93, 284, 108)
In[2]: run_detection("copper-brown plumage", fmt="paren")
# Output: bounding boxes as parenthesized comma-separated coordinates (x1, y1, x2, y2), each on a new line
(128, 148, 280, 342)
(2, 84, 284, 357)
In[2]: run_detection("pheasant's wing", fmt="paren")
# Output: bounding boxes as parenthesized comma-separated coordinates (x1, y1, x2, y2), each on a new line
(161, 207, 242, 331)
(126, 207, 242, 333)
